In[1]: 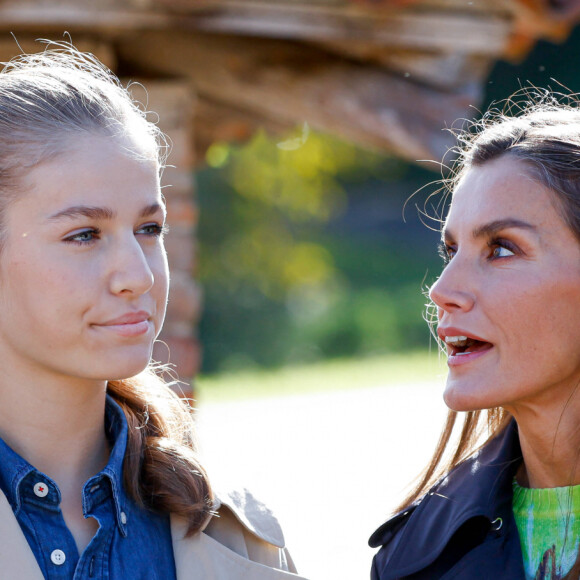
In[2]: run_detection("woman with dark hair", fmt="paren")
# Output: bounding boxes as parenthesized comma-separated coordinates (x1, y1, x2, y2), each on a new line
(370, 95, 580, 579)
(0, 44, 303, 579)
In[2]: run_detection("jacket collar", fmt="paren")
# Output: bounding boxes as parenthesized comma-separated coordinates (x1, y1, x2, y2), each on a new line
(369, 420, 522, 578)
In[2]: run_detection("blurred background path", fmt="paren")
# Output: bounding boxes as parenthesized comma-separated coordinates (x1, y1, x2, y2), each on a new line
(196, 373, 448, 580)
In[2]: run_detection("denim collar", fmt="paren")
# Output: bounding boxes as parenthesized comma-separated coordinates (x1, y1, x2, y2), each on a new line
(0, 394, 129, 535)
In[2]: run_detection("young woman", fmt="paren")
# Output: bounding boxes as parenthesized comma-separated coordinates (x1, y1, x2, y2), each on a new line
(370, 96, 580, 579)
(0, 45, 304, 579)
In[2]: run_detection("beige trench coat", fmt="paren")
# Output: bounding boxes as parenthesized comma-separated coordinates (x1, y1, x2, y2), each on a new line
(0, 487, 309, 579)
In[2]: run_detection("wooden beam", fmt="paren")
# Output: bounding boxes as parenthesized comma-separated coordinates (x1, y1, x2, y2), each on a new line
(0, 36, 117, 68)
(117, 31, 477, 163)
(316, 43, 494, 90)
(0, 1, 173, 34)
(158, 0, 504, 16)
(182, 4, 511, 55)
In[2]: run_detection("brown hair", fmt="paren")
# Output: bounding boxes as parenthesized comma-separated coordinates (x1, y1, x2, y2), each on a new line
(108, 373, 213, 534)
(0, 43, 213, 534)
(400, 91, 580, 511)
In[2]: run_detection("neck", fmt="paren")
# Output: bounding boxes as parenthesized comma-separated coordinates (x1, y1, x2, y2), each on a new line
(511, 399, 580, 489)
(0, 367, 109, 489)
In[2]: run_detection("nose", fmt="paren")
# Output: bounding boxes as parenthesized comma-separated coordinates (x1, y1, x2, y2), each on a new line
(109, 237, 155, 297)
(428, 257, 475, 315)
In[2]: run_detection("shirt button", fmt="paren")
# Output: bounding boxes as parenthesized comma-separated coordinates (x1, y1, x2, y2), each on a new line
(50, 549, 66, 565)
(120, 511, 127, 525)
(33, 482, 49, 498)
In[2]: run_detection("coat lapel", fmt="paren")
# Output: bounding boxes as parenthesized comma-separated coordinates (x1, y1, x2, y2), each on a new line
(0, 490, 44, 579)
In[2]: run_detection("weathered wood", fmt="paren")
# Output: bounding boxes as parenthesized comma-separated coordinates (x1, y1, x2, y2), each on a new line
(0, 0, 575, 71)
(0, 36, 116, 68)
(0, 0, 172, 33)
(159, 0, 506, 15)
(315, 39, 494, 90)
(117, 31, 473, 163)
(130, 0, 580, 64)
(185, 5, 511, 55)
(0, 0, 512, 56)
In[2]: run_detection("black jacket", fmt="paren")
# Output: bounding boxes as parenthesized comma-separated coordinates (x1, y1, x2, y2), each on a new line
(369, 421, 527, 579)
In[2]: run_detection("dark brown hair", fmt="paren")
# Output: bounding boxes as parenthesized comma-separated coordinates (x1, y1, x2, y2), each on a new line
(400, 91, 580, 511)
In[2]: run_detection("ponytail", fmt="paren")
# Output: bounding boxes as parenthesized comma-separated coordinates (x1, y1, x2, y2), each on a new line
(107, 370, 213, 536)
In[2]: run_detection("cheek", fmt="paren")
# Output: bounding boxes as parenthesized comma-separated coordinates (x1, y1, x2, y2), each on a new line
(153, 252, 169, 288)
(497, 272, 580, 357)
(151, 251, 169, 305)
(2, 254, 89, 315)
(541, 282, 580, 341)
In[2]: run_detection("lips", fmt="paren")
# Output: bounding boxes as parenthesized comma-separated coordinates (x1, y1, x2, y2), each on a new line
(94, 311, 152, 337)
(437, 326, 493, 363)
(101, 311, 150, 326)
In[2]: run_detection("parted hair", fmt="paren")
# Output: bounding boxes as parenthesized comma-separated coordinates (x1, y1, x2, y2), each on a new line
(0, 42, 213, 534)
(401, 90, 580, 511)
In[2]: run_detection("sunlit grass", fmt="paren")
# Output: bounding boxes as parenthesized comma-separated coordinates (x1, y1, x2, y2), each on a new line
(195, 350, 447, 403)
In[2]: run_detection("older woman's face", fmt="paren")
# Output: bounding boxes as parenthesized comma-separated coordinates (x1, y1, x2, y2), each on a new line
(430, 156, 580, 415)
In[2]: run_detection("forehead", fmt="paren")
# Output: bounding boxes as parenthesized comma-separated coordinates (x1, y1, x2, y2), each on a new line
(445, 157, 560, 235)
(13, 135, 162, 217)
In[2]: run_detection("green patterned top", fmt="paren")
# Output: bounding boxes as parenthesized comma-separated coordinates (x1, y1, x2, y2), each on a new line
(513, 479, 580, 580)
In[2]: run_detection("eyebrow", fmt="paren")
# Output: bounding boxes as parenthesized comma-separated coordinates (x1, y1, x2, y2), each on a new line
(47, 202, 165, 222)
(443, 218, 538, 242)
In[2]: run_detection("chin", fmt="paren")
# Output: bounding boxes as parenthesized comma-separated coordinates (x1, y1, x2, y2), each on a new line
(95, 352, 153, 382)
(443, 381, 492, 413)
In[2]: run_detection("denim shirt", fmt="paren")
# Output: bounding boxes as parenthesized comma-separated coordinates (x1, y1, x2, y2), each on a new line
(0, 396, 177, 580)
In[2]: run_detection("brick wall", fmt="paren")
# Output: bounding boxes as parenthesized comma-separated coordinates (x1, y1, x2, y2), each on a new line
(128, 81, 202, 397)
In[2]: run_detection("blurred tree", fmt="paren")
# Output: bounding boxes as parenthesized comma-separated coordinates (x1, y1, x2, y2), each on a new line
(197, 126, 439, 372)
(198, 26, 580, 374)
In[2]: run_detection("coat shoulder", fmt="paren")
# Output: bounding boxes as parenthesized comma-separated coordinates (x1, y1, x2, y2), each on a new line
(171, 486, 304, 578)
(212, 486, 286, 548)
(202, 486, 299, 574)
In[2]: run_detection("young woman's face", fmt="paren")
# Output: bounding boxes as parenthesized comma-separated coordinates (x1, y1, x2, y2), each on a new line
(430, 155, 580, 414)
(0, 134, 169, 385)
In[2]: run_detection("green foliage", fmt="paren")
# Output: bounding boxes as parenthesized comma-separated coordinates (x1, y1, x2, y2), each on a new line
(197, 26, 580, 374)
(197, 127, 439, 373)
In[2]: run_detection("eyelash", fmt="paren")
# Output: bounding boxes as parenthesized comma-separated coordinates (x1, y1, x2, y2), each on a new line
(438, 238, 518, 265)
(63, 223, 168, 246)
(138, 223, 169, 237)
